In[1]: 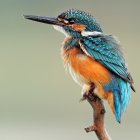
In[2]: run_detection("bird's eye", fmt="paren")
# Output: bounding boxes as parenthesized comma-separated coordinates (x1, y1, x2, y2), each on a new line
(57, 17, 75, 24)
(68, 18, 75, 24)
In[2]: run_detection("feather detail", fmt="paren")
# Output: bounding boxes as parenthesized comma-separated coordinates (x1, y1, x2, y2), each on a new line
(79, 34, 135, 91)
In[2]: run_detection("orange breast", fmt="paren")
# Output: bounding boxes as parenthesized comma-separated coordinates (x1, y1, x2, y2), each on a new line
(62, 47, 112, 85)
(62, 47, 114, 113)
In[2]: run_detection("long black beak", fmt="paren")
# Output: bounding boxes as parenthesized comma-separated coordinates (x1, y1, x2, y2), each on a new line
(24, 15, 64, 26)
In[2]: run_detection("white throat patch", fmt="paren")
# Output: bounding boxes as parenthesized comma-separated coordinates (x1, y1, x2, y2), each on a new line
(53, 25, 68, 36)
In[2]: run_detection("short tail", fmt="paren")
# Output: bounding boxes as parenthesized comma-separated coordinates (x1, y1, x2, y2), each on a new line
(113, 78, 131, 123)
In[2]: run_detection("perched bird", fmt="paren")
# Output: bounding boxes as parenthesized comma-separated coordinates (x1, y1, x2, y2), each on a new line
(24, 9, 135, 123)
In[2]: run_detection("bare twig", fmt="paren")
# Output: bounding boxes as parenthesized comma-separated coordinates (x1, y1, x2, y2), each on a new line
(85, 92, 112, 140)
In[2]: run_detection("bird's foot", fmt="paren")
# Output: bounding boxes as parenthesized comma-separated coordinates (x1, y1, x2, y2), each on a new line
(85, 125, 97, 133)
(80, 84, 96, 102)
(80, 93, 88, 101)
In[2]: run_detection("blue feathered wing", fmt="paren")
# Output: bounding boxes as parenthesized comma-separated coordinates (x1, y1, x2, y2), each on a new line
(79, 34, 135, 122)
(79, 34, 134, 90)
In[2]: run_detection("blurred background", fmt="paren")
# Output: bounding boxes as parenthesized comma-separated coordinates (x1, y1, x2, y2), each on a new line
(0, 0, 139, 139)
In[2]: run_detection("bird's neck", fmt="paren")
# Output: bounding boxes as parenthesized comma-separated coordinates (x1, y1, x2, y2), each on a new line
(63, 36, 80, 51)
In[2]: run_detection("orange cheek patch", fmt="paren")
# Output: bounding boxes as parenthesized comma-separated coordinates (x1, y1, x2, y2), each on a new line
(69, 24, 86, 32)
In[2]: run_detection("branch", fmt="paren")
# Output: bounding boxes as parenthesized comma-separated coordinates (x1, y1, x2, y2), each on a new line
(84, 92, 112, 140)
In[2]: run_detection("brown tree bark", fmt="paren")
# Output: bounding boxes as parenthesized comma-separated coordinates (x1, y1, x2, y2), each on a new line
(84, 93, 112, 140)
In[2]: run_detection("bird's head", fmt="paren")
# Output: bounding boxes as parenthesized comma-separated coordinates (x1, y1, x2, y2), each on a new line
(24, 9, 102, 38)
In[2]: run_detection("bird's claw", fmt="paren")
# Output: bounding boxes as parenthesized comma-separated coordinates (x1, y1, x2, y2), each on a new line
(80, 93, 88, 102)
(85, 125, 97, 133)
(80, 84, 96, 102)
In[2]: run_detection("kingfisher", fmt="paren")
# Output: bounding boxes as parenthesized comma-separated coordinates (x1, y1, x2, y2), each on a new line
(24, 9, 135, 123)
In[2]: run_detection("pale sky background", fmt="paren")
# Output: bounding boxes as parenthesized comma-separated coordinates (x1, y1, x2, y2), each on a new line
(0, 0, 139, 139)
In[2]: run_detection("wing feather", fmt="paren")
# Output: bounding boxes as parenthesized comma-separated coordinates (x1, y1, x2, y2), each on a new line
(79, 34, 135, 91)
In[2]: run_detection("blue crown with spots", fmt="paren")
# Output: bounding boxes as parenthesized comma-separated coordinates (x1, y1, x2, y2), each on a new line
(58, 9, 102, 32)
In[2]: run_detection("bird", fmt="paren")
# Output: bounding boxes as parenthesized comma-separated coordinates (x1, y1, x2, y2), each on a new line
(24, 9, 135, 123)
